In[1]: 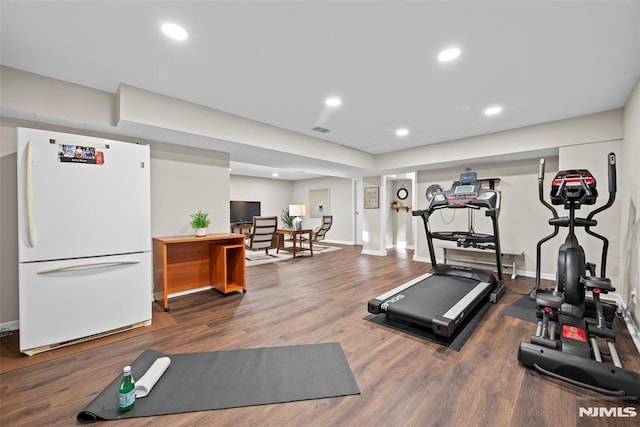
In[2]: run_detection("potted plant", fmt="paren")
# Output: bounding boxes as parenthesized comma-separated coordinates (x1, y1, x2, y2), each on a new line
(280, 208, 294, 228)
(190, 210, 211, 237)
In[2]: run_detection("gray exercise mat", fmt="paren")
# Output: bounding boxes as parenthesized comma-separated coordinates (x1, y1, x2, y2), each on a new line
(501, 295, 538, 323)
(501, 294, 618, 325)
(78, 342, 360, 423)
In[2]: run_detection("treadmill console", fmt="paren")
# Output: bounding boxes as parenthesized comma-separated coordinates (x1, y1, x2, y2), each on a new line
(426, 171, 498, 212)
(550, 169, 598, 208)
(447, 183, 480, 207)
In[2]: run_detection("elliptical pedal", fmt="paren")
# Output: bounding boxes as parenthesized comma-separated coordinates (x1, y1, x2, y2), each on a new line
(581, 276, 614, 292)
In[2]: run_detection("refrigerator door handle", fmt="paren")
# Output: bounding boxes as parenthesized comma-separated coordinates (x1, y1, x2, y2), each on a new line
(25, 141, 35, 247)
(37, 259, 141, 274)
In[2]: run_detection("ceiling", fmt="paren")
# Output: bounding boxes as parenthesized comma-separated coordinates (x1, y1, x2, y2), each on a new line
(1, 1, 640, 180)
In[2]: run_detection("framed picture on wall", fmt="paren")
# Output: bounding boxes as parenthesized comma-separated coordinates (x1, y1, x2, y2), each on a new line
(309, 188, 330, 218)
(364, 186, 379, 209)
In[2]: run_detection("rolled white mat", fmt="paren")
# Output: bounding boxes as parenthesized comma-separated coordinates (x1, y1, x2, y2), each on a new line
(134, 357, 171, 398)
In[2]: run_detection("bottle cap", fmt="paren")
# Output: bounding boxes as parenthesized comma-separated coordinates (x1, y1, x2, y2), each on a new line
(123, 366, 131, 373)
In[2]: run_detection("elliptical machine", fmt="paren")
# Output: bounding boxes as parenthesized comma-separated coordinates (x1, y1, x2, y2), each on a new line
(518, 153, 640, 401)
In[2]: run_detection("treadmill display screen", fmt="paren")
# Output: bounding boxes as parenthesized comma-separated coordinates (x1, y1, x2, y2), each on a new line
(455, 185, 475, 194)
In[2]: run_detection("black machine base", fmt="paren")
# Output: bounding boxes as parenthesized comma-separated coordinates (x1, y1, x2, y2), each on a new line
(370, 167, 506, 342)
(368, 265, 503, 338)
(518, 342, 640, 401)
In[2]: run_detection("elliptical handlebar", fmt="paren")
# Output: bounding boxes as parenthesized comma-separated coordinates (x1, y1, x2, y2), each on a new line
(583, 153, 617, 279)
(538, 158, 558, 218)
(608, 152, 617, 194)
(586, 152, 617, 222)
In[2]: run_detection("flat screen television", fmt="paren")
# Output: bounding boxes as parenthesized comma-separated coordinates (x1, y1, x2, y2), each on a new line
(230, 201, 261, 224)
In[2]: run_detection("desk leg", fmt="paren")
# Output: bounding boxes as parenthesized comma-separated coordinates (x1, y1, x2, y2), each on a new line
(308, 231, 313, 256)
(153, 241, 170, 312)
(292, 233, 298, 257)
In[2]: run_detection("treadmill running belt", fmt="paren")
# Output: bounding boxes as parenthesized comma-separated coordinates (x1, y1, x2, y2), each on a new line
(364, 300, 491, 351)
(384, 275, 492, 332)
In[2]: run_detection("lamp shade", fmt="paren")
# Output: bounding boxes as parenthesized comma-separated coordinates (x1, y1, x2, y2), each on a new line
(288, 204, 306, 216)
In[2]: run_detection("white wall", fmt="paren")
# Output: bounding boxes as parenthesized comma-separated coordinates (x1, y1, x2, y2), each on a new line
(414, 158, 560, 277)
(622, 78, 640, 324)
(378, 109, 622, 172)
(230, 175, 293, 227)
(117, 83, 375, 171)
(150, 142, 230, 236)
(558, 140, 622, 288)
(413, 141, 626, 295)
(292, 176, 354, 244)
(387, 178, 414, 248)
(232, 175, 357, 245)
(0, 125, 19, 325)
(1, 65, 637, 328)
(361, 176, 386, 255)
(0, 66, 114, 127)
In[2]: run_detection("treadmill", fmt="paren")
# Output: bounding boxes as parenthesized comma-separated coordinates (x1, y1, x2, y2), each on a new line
(367, 168, 506, 338)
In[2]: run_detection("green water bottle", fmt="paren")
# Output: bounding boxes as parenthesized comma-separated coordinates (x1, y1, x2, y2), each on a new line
(118, 366, 135, 412)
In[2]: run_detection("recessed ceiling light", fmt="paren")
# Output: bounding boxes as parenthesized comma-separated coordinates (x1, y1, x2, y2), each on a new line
(161, 23, 188, 41)
(437, 47, 461, 62)
(484, 106, 503, 116)
(325, 97, 342, 107)
(272, 172, 279, 177)
(395, 128, 409, 137)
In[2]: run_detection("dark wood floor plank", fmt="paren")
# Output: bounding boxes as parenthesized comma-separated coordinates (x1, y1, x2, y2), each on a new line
(1, 245, 639, 426)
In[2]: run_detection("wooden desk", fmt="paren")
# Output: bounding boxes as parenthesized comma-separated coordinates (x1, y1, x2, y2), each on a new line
(277, 229, 313, 258)
(153, 233, 246, 311)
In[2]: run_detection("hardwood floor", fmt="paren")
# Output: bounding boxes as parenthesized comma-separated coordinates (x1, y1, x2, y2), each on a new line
(1, 244, 639, 426)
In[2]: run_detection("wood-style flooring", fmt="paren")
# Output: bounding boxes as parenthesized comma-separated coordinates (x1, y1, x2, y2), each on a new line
(1, 244, 639, 427)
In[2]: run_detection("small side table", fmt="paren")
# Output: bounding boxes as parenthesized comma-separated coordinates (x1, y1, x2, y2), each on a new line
(277, 229, 313, 258)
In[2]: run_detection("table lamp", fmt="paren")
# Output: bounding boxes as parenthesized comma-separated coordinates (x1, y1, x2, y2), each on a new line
(289, 204, 306, 230)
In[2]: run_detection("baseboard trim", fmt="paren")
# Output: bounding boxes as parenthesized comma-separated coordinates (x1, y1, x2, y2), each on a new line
(361, 249, 387, 256)
(321, 239, 353, 246)
(602, 293, 640, 355)
(168, 285, 213, 299)
(514, 269, 555, 281)
(20, 318, 151, 356)
(413, 255, 427, 263)
(0, 320, 20, 333)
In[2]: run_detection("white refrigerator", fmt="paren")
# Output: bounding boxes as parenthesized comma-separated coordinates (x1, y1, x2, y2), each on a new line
(17, 128, 152, 355)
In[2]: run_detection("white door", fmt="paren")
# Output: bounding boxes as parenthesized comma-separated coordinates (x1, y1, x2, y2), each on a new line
(19, 252, 152, 353)
(17, 128, 151, 262)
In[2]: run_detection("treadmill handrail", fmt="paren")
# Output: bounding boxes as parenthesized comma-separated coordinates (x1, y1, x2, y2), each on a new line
(413, 178, 504, 281)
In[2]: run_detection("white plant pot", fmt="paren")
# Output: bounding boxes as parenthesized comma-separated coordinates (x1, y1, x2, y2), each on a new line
(195, 228, 207, 237)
